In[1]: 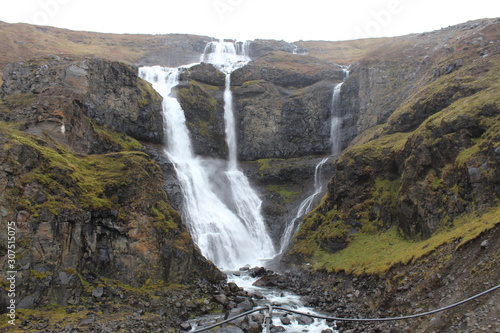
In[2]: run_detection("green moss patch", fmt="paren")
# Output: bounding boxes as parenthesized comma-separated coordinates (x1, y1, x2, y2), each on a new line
(303, 206, 499, 275)
(267, 184, 302, 203)
(3, 124, 160, 215)
(91, 119, 143, 151)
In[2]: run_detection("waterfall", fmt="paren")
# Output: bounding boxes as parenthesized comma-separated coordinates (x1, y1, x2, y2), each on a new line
(139, 50, 274, 269)
(201, 39, 275, 263)
(200, 40, 250, 74)
(330, 82, 343, 156)
(279, 157, 329, 253)
(330, 67, 349, 155)
(279, 67, 349, 253)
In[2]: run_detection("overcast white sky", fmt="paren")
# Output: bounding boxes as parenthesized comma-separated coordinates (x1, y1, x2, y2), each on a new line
(0, 0, 498, 42)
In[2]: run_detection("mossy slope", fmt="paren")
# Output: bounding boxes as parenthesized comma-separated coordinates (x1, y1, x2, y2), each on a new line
(288, 21, 500, 276)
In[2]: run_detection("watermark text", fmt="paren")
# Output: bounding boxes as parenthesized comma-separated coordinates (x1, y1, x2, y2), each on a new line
(6, 221, 17, 326)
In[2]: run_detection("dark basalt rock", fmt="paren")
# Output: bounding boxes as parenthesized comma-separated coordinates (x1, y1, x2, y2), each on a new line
(1, 56, 164, 147)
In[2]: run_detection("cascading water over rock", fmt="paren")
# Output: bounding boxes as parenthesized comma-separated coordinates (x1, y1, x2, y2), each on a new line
(279, 157, 329, 253)
(280, 68, 349, 253)
(139, 40, 274, 270)
(330, 67, 349, 156)
(200, 40, 275, 263)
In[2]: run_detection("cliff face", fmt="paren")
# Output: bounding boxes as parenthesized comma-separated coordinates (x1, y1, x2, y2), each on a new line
(171, 20, 499, 255)
(175, 51, 345, 161)
(286, 18, 500, 268)
(0, 57, 224, 319)
(1, 56, 164, 148)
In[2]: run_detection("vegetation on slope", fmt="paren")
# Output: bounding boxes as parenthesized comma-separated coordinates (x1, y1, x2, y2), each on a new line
(289, 20, 500, 276)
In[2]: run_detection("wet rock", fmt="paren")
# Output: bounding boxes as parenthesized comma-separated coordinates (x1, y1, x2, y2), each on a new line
(180, 322, 192, 331)
(236, 299, 253, 311)
(215, 327, 245, 333)
(92, 287, 104, 298)
(228, 282, 240, 293)
(78, 318, 95, 326)
(270, 326, 286, 333)
(246, 319, 263, 333)
(280, 316, 291, 325)
(297, 315, 314, 325)
(249, 266, 268, 278)
(226, 307, 245, 319)
(252, 291, 264, 299)
(225, 308, 246, 326)
(250, 313, 265, 323)
(214, 294, 229, 305)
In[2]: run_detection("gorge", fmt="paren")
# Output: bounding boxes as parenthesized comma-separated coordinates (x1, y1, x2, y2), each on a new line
(0, 17, 499, 332)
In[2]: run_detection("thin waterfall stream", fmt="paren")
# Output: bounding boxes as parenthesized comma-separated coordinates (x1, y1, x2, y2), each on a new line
(279, 67, 349, 254)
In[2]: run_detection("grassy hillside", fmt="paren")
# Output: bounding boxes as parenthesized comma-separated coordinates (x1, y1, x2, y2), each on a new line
(288, 18, 500, 276)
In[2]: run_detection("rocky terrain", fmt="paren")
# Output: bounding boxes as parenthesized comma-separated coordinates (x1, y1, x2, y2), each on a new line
(0, 55, 227, 332)
(0, 17, 499, 332)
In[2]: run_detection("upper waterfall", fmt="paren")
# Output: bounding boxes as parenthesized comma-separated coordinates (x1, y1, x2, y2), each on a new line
(200, 40, 251, 74)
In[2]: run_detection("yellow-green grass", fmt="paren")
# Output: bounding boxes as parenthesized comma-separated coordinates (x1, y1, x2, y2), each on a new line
(2, 123, 157, 214)
(1, 307, 163, 333)
(310, 206, 500, 275)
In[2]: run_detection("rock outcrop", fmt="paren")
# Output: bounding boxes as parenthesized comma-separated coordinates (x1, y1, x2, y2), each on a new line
(175, 63, 227, 159)
(176, 51, 346, 161)
(1, 56, 164, 149)
(0, 57, 225, 319)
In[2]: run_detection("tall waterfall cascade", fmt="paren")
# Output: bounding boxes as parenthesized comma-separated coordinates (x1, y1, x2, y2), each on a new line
(279, 67, 349, 253)
(139, 40, 275, 270)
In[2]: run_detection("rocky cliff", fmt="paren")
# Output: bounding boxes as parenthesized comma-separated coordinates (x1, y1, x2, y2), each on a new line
(287, 18, 500, 260)
(0, 56, 227, 331)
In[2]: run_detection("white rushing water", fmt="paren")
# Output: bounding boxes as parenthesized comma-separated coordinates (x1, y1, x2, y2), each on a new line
(139, 40, 274, 270)
(330, 82, 343, 156)
(279, 157, 329, 253)
(202, 40, 275, 262)
(139, 65, 273, 269)
(228, 273, 337, 332)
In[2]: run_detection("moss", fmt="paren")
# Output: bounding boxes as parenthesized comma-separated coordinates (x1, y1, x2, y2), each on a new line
(267, 184, 301, 203)
(177, 80, 223, 145)
(30, 269, 53, 280)
(3, 124, 159, 216)
(342, 132, 410, 162)
(241, 79, 267, 87)
(295, 206, 499, 276)
(152, 200, 180, 233)
(178, 81, 219, 110)
(1, 93, 37, 110)
(292, 207, 349, 257)
(137, 78, 159, 108)
(90, 119, 143, 151)
(256, 158, 273, 172)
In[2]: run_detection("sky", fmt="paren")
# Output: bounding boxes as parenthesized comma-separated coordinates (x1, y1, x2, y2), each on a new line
(0, 0, 499, 42)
